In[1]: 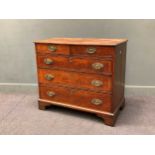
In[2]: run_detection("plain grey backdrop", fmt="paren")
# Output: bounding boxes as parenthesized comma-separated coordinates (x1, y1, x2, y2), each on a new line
(0, 19, 155, 94)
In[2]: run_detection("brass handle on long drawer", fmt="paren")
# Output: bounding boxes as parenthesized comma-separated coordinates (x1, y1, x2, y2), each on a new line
(44, 58, 53, 65)
(91, 99, 103, 105)
(91, 80, 103, 87)
(87, 47, 96, 54)
(48, 45, 57, 52)
(45, 74, 54, 80)
(92, 63, 104, 70)
(47, 91, 55, 97)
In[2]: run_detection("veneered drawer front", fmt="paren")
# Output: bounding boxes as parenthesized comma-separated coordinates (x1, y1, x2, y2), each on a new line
(38, 69, 112, 92)
(40, 86, 112, 112)
(35, 43, 70, 55)
(37, 55, 112, 75)
(70, 45, 114, 57)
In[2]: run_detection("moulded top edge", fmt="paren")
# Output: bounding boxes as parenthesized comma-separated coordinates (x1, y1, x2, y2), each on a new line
(34, 38, 128, 46)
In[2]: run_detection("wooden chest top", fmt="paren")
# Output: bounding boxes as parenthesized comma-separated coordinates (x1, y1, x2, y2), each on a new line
(34, 38, 128, 46)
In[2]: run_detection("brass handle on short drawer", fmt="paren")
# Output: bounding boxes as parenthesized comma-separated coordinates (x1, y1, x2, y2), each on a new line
(44, 58, 53, 65)
(45, 74, 54, 80)
(92, 63, 104, 70)
(48, 45, 57, 52)
(47, 91, 55, 97)
(87, 47, 96, 54)
(91, 80, 103, 87)
(91, 98, 103, 105)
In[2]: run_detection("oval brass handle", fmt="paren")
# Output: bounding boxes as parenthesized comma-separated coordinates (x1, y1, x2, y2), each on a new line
(44, 58, 53, 65)
(45, 74, 54, 80)
(47, 91, 55, 97)
(48, 45, 57, 52)
(91, 80, 103, 87)
(92, 63, 104, 70)
(87, 47, 96, 54)
(91, 98, 103, 105)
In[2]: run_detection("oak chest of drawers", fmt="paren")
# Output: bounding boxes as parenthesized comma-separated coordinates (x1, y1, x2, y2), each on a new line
(34, 38, 127, 126)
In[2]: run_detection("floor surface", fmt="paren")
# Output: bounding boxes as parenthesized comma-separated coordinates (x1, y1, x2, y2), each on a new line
(0, 93, 155, 135)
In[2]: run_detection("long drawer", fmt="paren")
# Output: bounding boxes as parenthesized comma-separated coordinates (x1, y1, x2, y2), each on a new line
(37, 55, 112, 75)
(38, 69, 112, 92)
(39, 85, 112, 112)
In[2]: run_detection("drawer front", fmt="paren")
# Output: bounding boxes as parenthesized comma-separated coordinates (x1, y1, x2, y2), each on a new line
(38, 69, 112, 92)
(37, 55, 112, 75)
(70, 45, 114, 57)
(40, 86, 112, 112)
(35, 43, 70, 55)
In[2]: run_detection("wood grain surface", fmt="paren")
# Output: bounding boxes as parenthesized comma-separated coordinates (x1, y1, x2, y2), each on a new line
(38, 69, 112, 92)
(37, 55, 113, 75)
(34, 38, 128, 46)
(39, 85, 112, 112)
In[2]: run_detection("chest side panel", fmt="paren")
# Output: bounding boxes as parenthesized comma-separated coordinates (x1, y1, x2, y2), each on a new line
(112, 43, 127, 112)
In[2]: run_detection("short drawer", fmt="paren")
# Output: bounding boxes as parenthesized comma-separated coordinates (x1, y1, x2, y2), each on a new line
(39, 86, 112, 112)
(38, 69, 112, 92)
(35, 43, 70, 55)
(70, 45, 114, 57)
(37, 55, 112, 75)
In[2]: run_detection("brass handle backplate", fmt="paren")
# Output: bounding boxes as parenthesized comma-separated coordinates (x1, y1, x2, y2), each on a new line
(45, 74, 54, 80)
(87, 47, 96, 54)
(44, 58, 53, 65)
(48, 45, 57, 52)
(47, 91, 55, 97)
(91, 98, 103, 105)
(91, 80, 103, 87)
(92, 62, 104, 70)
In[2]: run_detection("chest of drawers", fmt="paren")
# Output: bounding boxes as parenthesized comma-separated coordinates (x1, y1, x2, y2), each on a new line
(34, 38, 127, 126)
